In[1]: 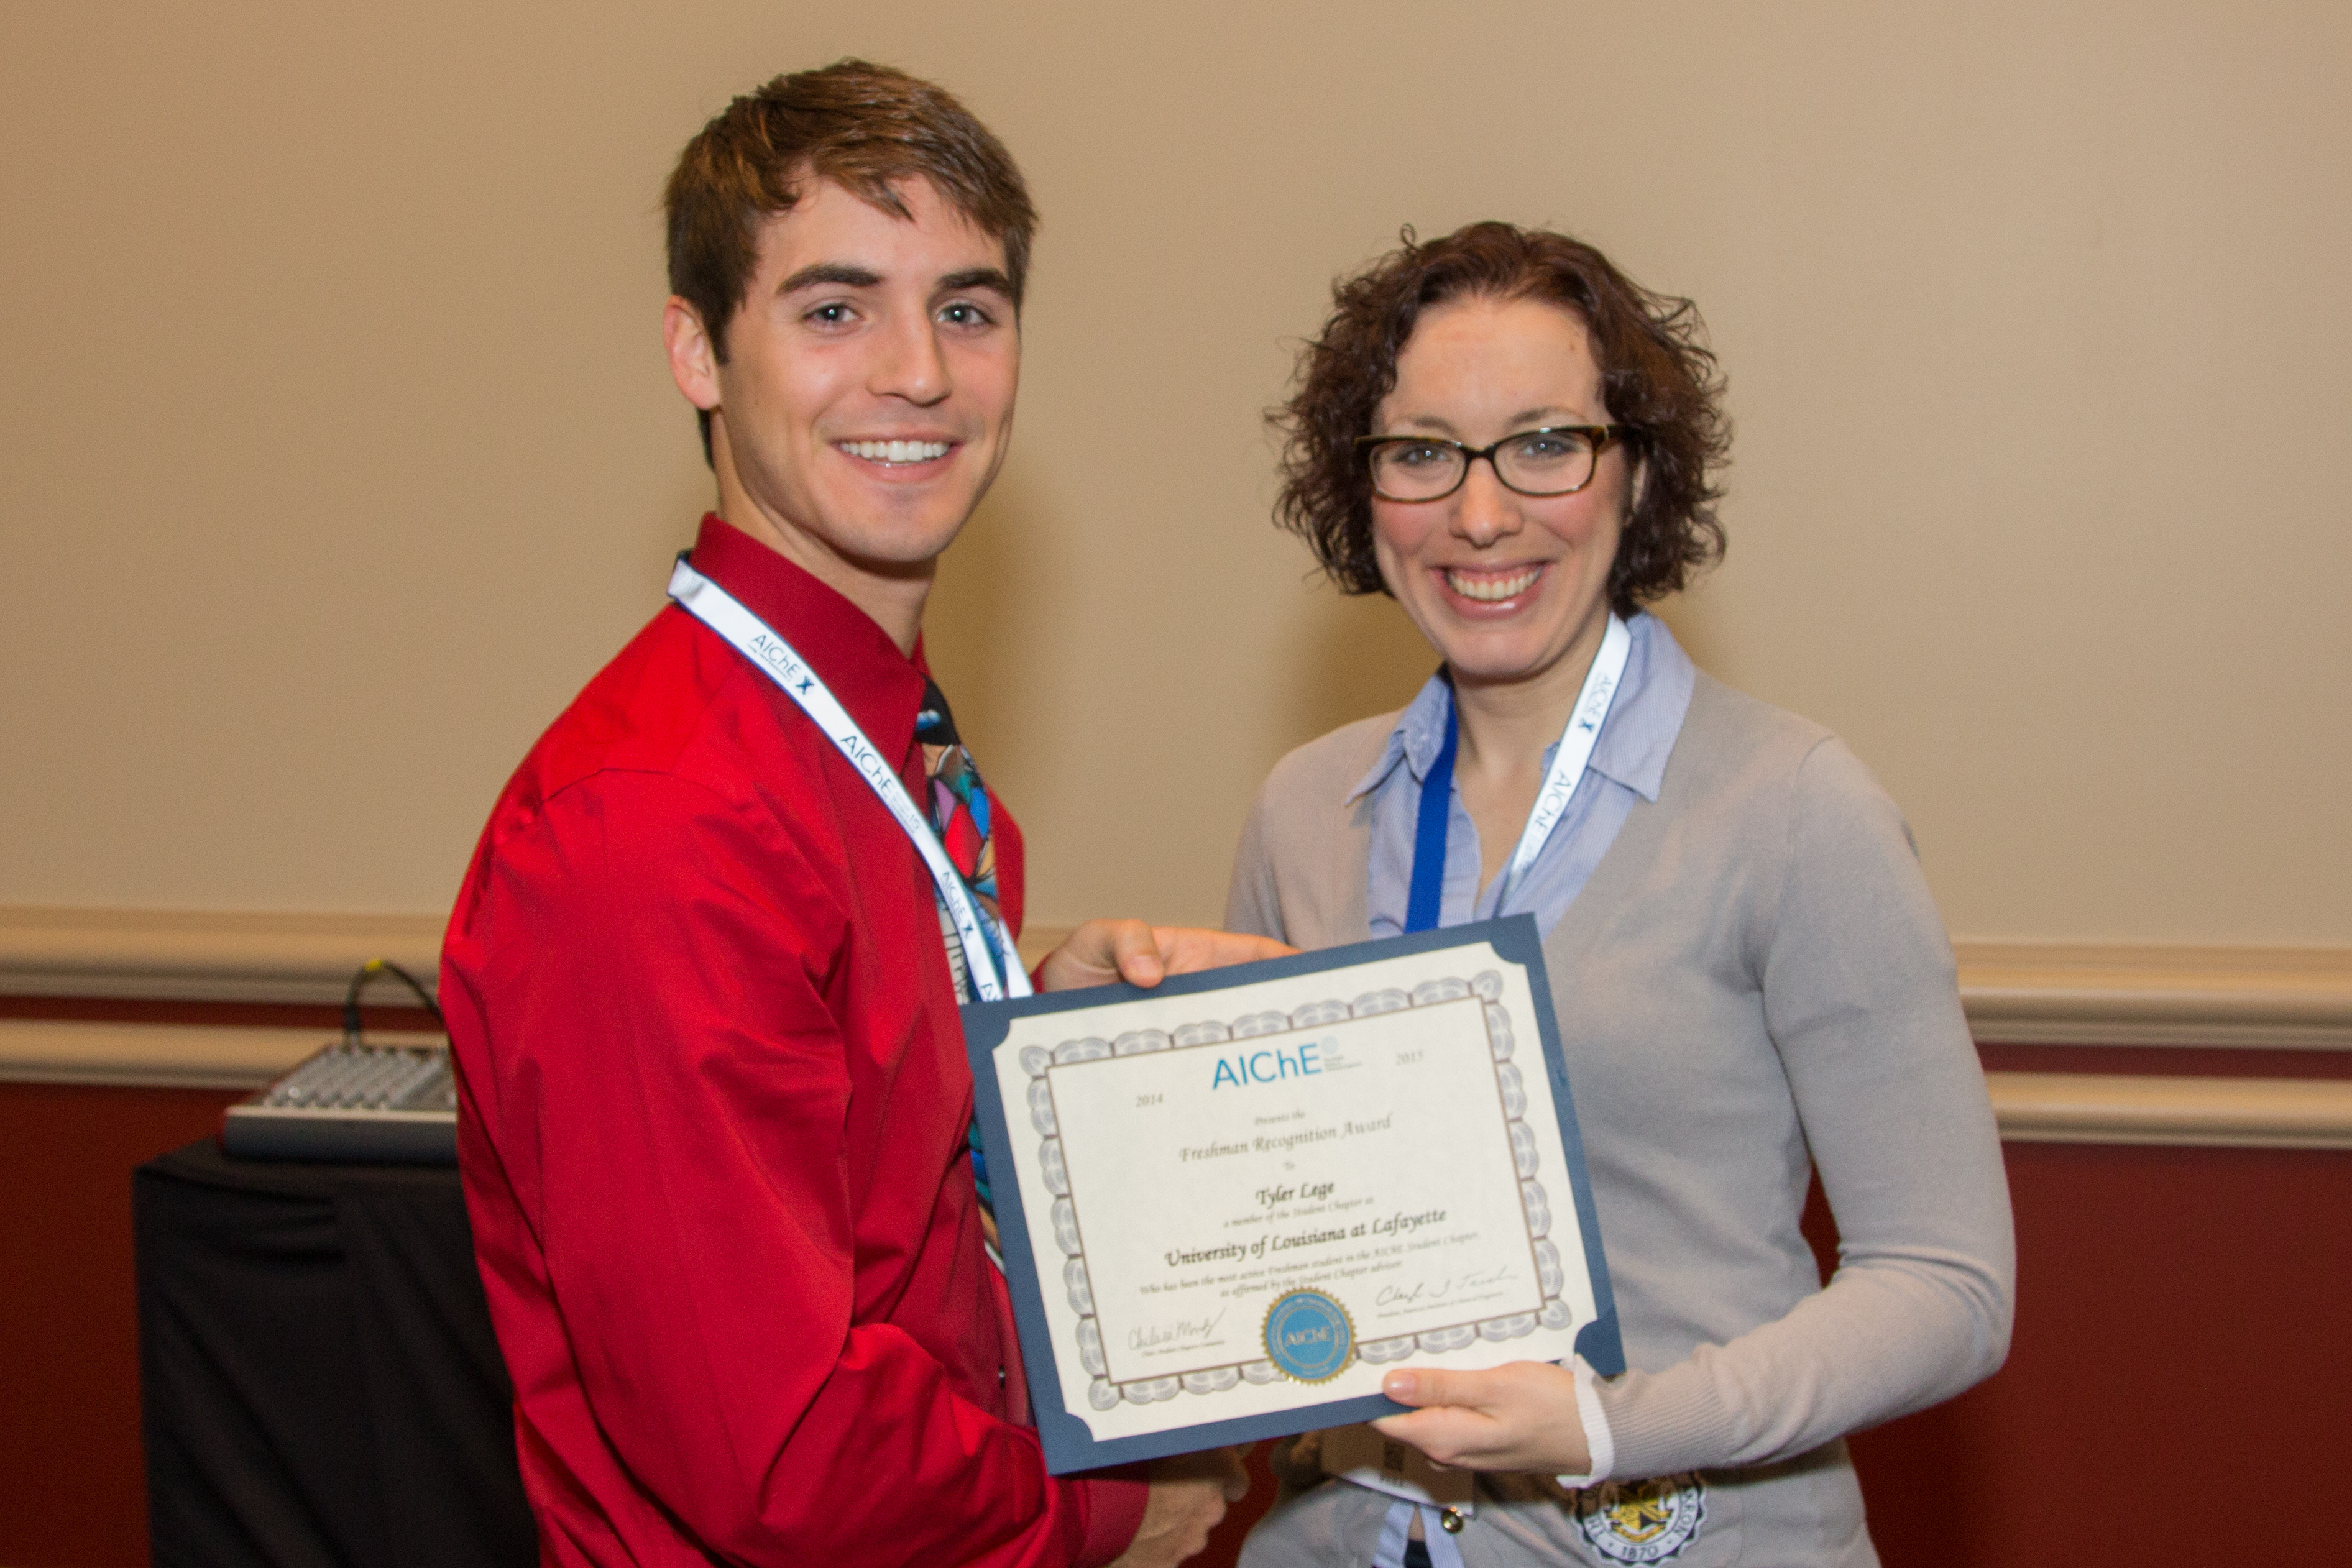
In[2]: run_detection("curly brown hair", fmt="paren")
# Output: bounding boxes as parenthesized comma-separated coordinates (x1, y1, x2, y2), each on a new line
(1272, 222, 1729, 613)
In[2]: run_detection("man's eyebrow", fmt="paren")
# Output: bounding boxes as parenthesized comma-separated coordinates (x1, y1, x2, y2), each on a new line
(778, 263, 883, 295)
(939, 267, 1015, 297)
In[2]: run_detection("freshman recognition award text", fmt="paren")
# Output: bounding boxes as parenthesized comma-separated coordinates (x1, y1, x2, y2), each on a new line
(963, 919, 1621, 1470)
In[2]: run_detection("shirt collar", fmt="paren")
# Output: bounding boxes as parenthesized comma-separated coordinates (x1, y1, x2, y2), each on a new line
(1345, 671, 1452, 805)
(683, 513, 932, 772)
(1344, 613, 1694, 805)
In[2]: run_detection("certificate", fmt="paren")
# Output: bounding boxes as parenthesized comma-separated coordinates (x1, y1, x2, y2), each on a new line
(963, 917, 1622, 1472)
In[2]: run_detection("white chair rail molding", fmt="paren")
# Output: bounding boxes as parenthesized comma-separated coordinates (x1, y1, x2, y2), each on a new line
(5, 907, 2350, 1147)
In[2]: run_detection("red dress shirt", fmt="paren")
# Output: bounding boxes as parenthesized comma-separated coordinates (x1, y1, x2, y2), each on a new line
(443, 515, 1147, 1566)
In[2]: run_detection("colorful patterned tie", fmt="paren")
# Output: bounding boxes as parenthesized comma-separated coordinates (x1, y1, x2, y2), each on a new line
(916, 680, 1004, 938)
(915, 679, 1008, 1219)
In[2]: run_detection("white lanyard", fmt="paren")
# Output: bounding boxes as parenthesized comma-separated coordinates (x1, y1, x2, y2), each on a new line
(1489, 612, 1633, 910)
(667, 557, 1031, 1003)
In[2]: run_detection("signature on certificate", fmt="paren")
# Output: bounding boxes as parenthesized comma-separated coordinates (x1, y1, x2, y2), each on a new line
(1374, 1265, 1516, 1308)
(1128, 1308, 1229, 1354)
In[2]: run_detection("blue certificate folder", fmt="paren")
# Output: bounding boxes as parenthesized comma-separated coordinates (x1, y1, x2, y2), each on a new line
(962, 916, 1623, 1474)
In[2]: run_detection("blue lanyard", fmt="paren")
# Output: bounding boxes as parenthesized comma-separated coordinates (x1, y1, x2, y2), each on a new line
(1402, 615, 1632, 935)
(1403, 700, 1460, 933)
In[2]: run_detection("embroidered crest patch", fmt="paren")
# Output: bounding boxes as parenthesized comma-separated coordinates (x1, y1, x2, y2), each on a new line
(1573, 1472, 1706, 1564)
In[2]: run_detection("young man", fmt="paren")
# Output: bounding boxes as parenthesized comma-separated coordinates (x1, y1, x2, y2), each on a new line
(443, 63, 1259, 1567)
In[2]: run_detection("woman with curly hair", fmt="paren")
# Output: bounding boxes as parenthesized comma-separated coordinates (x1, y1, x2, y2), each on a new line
(1229, 223, 2013, 1568)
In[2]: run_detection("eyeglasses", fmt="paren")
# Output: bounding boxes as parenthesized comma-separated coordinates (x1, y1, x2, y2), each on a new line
(1356, 425, 1633, 502)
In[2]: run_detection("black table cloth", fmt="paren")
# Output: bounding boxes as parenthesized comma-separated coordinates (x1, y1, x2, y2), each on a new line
(135, 1139, 535, 1568)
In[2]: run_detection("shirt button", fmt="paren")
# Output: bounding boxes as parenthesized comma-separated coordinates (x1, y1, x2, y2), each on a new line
(1440, 1510, 1464, 1534)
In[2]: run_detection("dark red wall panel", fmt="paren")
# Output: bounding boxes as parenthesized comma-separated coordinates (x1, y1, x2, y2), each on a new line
(1849, 1140, 2352, 1566)
(0, 1083, 242, 1568)
(5, 1076, 2347, 1567)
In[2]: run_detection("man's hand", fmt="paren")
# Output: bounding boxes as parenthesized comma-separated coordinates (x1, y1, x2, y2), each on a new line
(1369, 1362, 1591, 1474)
(1106, 1449, 1249, 1568)
(1038, 920, 1294, 992)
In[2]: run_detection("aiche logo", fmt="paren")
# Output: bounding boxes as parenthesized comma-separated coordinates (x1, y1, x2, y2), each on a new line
(1260, 1289, 1353, 1382)
(1572, 1473, 1706, 1564)
(1210, 1040, 1325, 1090)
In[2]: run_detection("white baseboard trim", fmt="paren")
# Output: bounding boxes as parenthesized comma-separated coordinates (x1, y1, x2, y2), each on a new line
(1955, 942, 2352, 1048)
(0, 1020, 443, 1089)
(1022, 930, 2352, 1048)
(9, 1019, 2351, 1150)
(1984, 1071, 2352, 1149)
(0, 906, 444, 1006)
(6, 907, 2350, 1057)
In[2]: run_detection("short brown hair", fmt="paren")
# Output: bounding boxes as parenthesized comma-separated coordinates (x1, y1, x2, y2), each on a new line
(1272, 222, 1729, 614)
(664, 60, 1039, 455)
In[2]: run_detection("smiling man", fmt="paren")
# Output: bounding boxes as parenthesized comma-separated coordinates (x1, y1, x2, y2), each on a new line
(441, 63, 1252, 1568)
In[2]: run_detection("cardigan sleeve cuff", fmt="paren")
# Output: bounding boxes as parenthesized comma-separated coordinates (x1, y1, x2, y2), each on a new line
(1073, 1467, 1152, 1567)
(1590, 1363, 1742, 1482)
(1551, 1355, 1619, 1489)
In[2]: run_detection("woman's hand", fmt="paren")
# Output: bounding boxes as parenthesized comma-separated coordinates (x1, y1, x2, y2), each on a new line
(1039, 920, 1293, 991)
(1370, 1362, 1591, 1475)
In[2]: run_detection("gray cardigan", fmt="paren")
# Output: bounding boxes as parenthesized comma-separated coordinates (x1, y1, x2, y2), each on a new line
(1226, 672, 2014, 1566)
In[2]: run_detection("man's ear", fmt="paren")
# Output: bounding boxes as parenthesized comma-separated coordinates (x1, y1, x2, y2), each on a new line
(664, 297, 723, 412)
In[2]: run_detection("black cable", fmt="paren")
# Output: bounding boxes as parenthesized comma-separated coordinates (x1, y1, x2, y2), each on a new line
(342, 958, 446, 1045)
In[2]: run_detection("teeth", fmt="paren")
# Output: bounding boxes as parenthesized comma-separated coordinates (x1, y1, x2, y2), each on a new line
(843, 439, 949, 464)
(1446, 567, 1540, 602)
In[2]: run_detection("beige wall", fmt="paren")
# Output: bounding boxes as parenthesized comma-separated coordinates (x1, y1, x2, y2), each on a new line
(3, 0, 2346, 945)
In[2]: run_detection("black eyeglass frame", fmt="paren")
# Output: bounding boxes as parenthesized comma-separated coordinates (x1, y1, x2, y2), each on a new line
(1354, 424, 1635, 502)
